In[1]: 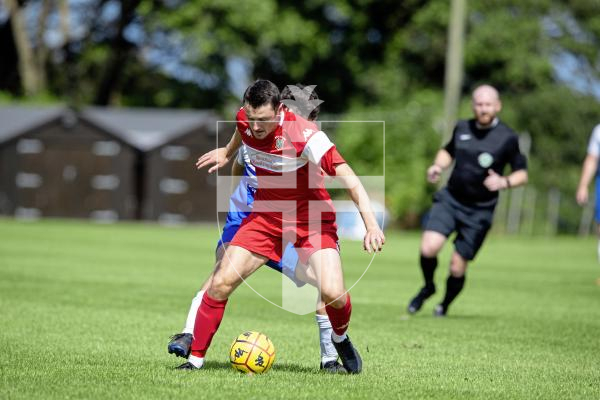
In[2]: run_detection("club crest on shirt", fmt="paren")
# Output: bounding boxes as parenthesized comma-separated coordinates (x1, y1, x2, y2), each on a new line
(478, 152, 494, 168)
(275, 135, 286, 150)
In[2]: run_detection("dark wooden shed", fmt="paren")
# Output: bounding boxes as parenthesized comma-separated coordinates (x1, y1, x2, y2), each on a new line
(0, 106, 138, 221)
(80, 107, 220, 222)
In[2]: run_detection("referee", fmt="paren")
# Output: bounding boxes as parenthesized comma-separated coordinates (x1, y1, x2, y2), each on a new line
(407, 85, 528, 317)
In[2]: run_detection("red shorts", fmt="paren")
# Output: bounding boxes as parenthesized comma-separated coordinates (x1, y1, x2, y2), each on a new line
(229, 213, 339, 264)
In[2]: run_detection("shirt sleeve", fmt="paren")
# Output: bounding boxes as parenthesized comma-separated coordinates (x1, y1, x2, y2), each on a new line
(301, 130, 334, 165)
(236, 107, 249, 135)
(320, 146, 346, 176)
(587, 125, 600, 157)
(331, 148, 346, 165)
(443, 126, 458, 157)
(508, 135, 528, 171)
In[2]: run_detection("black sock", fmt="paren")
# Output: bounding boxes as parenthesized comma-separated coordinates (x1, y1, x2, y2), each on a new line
(420, 254, 438, 290)
(441, 275, 465, 308)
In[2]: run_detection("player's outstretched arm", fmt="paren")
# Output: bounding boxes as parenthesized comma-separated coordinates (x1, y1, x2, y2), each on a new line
(195, 128, 242, 173)
(334, 163, 385, 254)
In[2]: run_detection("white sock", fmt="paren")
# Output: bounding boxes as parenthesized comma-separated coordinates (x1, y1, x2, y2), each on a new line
(597, 240, 600, 263)
(331, 332, 347, 344)
(315, 314, 338, 363)
(188, 354, 204, 369)
(183, 290, 205, 334)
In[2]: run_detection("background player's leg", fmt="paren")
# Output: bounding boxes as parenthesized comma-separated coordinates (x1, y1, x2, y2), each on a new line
(436, 206, 491, 317)
(408, 230, 447, 314)
(185, 246, 266, 369)
(420, 230, 447, 287)
(435, 251, 468, 317)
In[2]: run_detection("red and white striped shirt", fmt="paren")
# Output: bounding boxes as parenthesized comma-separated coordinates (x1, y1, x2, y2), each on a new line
(236, 106, 345, 223)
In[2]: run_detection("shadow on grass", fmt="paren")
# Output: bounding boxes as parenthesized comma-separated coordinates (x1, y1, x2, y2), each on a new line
(440, 314, 498, 321)
(270, 362, 317, 373)
(166, 360, 316, 374)
(400, 313, 498, 321)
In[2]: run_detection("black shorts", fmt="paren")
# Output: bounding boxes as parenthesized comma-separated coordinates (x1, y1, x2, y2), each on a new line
(424, 188, 495, 261)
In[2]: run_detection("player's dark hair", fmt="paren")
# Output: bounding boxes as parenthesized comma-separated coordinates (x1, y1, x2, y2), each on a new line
(281, 83, 321, 121)
(243, 80, 280, 111)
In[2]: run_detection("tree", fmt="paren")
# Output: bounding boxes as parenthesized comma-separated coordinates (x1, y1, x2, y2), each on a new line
(5, 0, 46, 95)
(2, 0, 600, 230)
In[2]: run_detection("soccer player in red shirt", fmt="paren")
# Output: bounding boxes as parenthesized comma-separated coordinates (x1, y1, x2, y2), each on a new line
(182, 80, 385, 374)
(169, 84, 344, 373)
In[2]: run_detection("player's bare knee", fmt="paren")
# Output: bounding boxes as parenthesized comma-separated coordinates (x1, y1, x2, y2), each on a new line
(449, 255, 467, 277)
(321, 289, 346, 308)
(420, 243, 440, 258)
(449, 266, 465, 278)
(329, 296, 347, 309)
(208, 274, 235, 300)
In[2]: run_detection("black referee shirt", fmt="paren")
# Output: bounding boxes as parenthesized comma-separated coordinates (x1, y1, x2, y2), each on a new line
(444, 118, 527, 207)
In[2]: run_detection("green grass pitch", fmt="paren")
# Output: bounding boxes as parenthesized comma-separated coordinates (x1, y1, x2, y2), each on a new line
(1, 218, 599, 399)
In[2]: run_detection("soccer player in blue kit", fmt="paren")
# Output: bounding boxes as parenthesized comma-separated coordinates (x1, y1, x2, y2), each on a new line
(168, 84, 345, 372)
